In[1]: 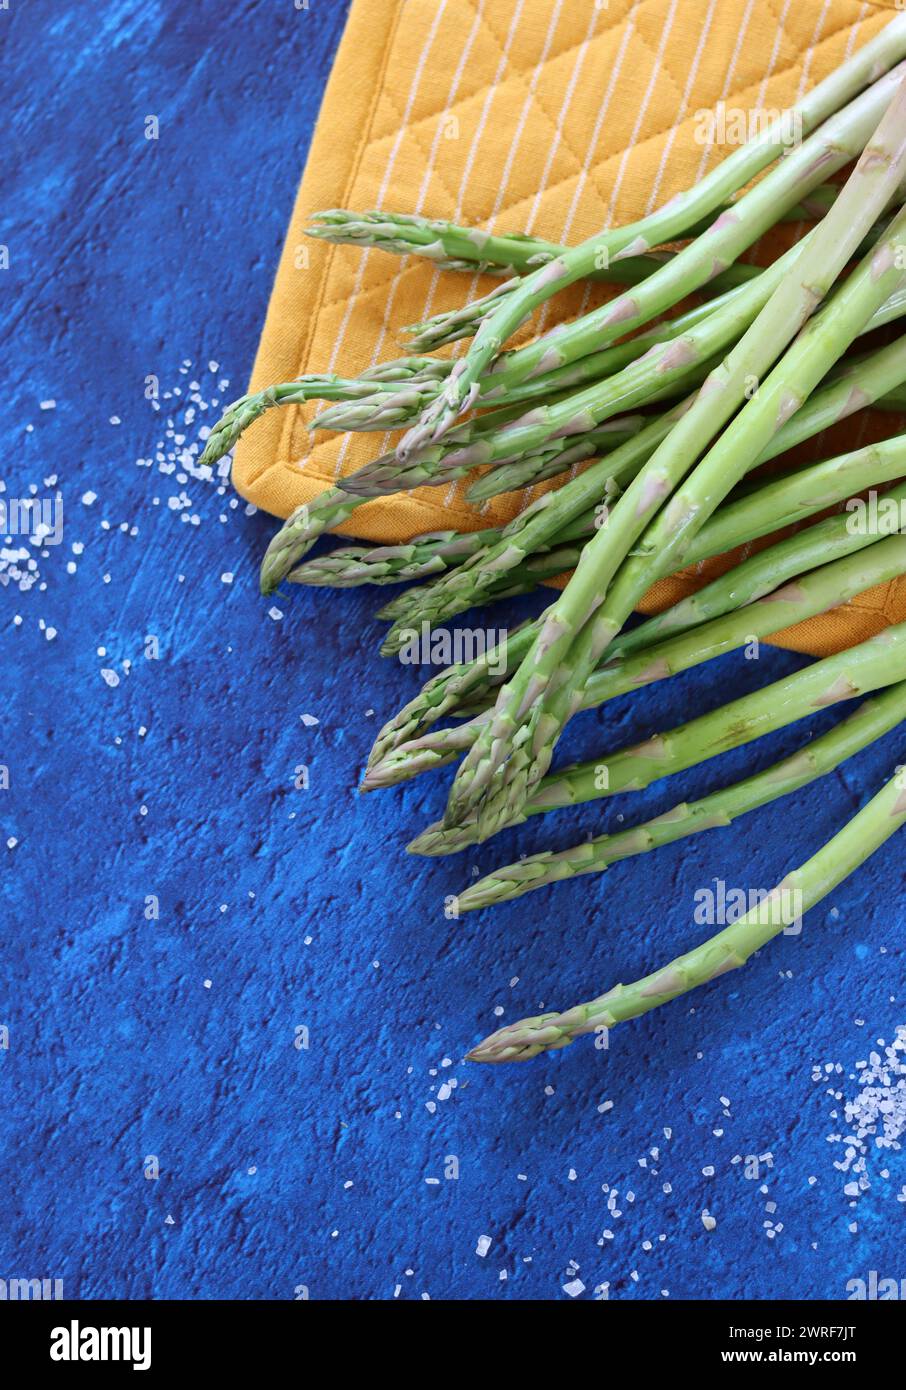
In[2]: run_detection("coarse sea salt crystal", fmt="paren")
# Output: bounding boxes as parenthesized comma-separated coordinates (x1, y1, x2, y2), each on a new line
(562, 1279, 585, 1298)
(100, 669, 120, 687)
(476, 1235, 491, 1257)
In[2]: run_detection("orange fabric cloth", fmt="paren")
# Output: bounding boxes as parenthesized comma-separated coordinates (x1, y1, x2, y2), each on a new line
(231, 0, 906, 656)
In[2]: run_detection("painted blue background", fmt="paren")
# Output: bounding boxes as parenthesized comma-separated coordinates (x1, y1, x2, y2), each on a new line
(1, 0, 904, 1302)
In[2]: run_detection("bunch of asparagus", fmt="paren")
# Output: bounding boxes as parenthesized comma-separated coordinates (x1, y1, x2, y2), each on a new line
(204, 16, 906, 1063)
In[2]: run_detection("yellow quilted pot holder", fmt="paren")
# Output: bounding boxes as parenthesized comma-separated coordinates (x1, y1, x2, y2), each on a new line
(232, 0, 906, 656)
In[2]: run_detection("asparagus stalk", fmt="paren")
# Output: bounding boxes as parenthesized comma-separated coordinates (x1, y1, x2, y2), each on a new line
(410, 622, 906, 856)
(381, 330, 906, 646)
(339, 236, 812, 496)
(458, 680, 906, 911)
(305, 192, 839, 279)
(401, 191, 841, 350)
(258, 290, 906, 599)
(197, 366, 448, 469)
(473, 469, 906, 643)
(443, 91, 906, 841)
(257, 396, 548, 594)
(376, 420, 906, 622)
(371, 418, 906, 776)
(372, 531, 906, 790)
(397, 51, 906, 457)
(313, 283, 747, 434)
(467, 759, 906, 1061)
(286, 426, 644, 589)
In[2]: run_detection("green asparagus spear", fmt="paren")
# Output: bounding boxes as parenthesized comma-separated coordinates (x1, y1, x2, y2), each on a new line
(379, 324, 906, 642)
(410, 622, 906, 856)
(467, 757, 906, 1061)
(399, 190, 841, 349)
(458, 680, 906, 911)
(368, 418, 906, 779)
(306, 193, 839, 279)
(198, 367, 447, 469)
(368, 530, 906, 790)
(397, 53, 906, 458)
(443, 92, 906, 841)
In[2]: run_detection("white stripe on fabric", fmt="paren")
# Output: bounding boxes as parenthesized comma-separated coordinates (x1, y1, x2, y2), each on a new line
(532, 4, 638, 343)
(365, 0, 488, 378)
(753, 0, 795, 115)
(645, 0, 719, 214)
(524, 3, 600, 235)
(843, 3, 870, 65)
(326, 0, 449, 389)
(796, 0, 833, 101)
(419, 0, 529, 332)
(604, 0, 681, 230)
(694, 0, 757, 182)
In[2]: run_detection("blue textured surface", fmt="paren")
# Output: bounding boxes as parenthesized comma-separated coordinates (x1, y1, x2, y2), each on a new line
(2, 0, 904, 1302)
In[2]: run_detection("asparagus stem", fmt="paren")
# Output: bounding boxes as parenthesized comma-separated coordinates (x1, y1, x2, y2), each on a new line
(381, 330, 906, 647)
(257, 398, 539, 592)
(198, 366, 446, 469)
(257, 286, 906, 600)
(400, 189, 841, 350)
(305, 191, 839, 279)
(443, 90, 906, 842)
(315, 284, 744, 434)
(363, 624, 536, 778)
(397, 51, 906, 457)
(367, 527, 906, 790)
(366, 405, 906, 783)
(458, 680, 906, 911)
(410, 621, 906, 856)
(467, 758, 906, 1061)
